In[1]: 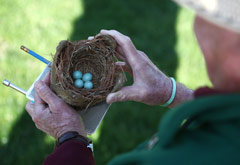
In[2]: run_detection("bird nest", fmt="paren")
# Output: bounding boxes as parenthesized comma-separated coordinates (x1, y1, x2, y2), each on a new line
(50, 35, 125, 110)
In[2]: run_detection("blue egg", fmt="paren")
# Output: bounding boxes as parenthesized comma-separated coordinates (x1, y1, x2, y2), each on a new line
(84, 81, 93, 89)
(73, 70, 82, 79)
(74, 79, 84, 88)
(82, 73, 93, 82)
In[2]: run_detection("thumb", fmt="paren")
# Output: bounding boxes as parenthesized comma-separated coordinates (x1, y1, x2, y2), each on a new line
(34, 81, 60, 106)
(106, 86, 136, 104)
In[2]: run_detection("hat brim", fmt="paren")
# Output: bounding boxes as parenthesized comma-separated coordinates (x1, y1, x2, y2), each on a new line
(173, 0, 240, 33)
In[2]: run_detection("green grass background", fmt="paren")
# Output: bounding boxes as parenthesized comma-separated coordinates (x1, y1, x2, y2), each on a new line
(0, 0, 211, 164)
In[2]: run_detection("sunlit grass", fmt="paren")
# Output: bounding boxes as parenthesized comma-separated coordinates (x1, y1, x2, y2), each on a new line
(0, 0, 212, 164)
(0, 0, 83, 163)
(175, 9, 211, 88)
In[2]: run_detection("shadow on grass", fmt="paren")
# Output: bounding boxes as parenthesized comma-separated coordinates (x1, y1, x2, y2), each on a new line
(1, 0, 179, 164)
(70, 0, 179, 164)
(0, 109, 53, 165)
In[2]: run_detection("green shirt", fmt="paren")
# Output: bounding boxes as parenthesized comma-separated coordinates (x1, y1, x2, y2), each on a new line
(109, 94, 240, 165)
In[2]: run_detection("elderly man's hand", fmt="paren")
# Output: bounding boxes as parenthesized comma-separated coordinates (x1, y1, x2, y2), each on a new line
(100, 30, 173, 106)
(25, 73, 86, 139)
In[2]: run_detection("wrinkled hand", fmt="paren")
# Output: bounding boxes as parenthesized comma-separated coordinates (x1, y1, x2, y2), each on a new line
(25, 73, 86, 139)
(100, 30, 173, 105)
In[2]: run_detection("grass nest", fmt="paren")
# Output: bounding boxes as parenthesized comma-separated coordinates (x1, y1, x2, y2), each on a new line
(50, 35, 126, 110)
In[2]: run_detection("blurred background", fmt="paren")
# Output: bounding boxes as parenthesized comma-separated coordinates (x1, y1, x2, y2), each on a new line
(0, 0, 211, 164)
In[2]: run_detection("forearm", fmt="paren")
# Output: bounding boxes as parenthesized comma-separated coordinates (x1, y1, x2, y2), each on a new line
(168, 82, 194, 108)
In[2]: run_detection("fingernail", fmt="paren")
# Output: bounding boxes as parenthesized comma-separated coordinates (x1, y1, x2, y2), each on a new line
(88, 36, 94, 40)
(115, 61, 126, 66)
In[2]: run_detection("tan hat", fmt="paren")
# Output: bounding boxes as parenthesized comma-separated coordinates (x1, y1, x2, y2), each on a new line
(173, 0, 240, 33)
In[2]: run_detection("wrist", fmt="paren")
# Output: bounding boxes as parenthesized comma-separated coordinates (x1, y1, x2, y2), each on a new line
(161, 77, 176, 107)
(160, 77, 194, 108)
(56, 127, 87, 139)
(159, 77, 173, 104)
(168, 82, 194, 108)
(56, 131, 93, 152)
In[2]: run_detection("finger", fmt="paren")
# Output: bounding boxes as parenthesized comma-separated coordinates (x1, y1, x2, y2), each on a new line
(115, 48, 126, 61)
(115, 61, 133, 76)
(116, 46, 125, 58)
(137, 50, 154, 65)
(34, 74, 50, 110)
(25, 101, 35, 117)
(106, 86, 137, 104)
(137, 50, 148, 59)
(100, 30, 140, 65)
(42, 72, 51, 86)
(34, 81, 60, 108)
(34, 90, 47, 112)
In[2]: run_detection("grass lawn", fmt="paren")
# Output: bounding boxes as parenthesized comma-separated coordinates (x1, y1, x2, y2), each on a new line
(0, 0, 211, 164)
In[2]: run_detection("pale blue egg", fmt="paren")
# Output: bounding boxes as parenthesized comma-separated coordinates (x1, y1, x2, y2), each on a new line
(73, 70, 82, 79)
(84, 81, 93, 89)
(82, 73, 93, 82)
(74, 79, 84, 88)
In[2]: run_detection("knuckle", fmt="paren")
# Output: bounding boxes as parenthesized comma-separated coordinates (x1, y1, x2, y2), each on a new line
(125, 36, 131, 41)
(120, 95, 128, 102)
(41, 88, 51, 98)
(137, 50, 145, 55)
(52, 101, 64, 110)
(124, 36, 131, 44)
(110, 29, 117, 33)
(133, 64, 143, 72)
(120, 36, 132, 48)
(134, 60, 148, 71)
(32, 116, 38, 122)
(116, 92, 128, 102)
